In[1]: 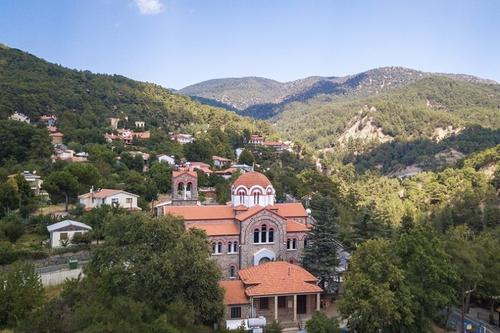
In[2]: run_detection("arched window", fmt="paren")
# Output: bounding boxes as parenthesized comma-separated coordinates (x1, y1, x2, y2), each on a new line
(177, 182, 184, 195)
(261, 225, 267, 243)
(233, 241, 238, 253)
(253, 192, 260, 205)
(303, 237, 308, 248)
(228, 242, 232, 253)
(229, 265, 235, 278)
(289, 259, 294, 264)
(287, 238, 291, 250)
(238, 190, 245, 204)
(268, 228, 274, 243)
(212, 242, 216, 254)
(292, 239, 297, 249)
(217, 242, 222, 254)
(254, 228, 259, 243)
(186, 182, 192, 191)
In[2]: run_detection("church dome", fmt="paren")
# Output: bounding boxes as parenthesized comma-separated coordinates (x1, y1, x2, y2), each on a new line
(233, 172, 272, 189)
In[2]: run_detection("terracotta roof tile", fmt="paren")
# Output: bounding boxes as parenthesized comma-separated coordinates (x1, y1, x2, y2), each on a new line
(287, 220, 311, 233)
(213, 155, 232, 162)
(219, 280, 250, 305)
(79, 189, 139, 199)
(239, 262, 322, 297)
(172, 170, 198, 178)
(233, 172, 272, 188)
(189, 223, 239, 236)
(234, 205, 265, 221)
(165, 205, 235, 221)
(273, 203, 308, 218)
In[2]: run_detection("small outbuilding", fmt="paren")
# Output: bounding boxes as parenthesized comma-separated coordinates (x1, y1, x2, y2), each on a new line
(47, 220, 92, 248)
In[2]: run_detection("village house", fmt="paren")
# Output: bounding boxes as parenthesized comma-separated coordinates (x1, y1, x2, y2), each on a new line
(231, 164, 254, 173)
(249, 135, 264, 145)
(47, 220, 92, 248)
(104, 129, 150, 144)
(40, 115, 57, 127)
(188, 161, 213, 175)
(158, 154, 176, 165)
(109, 117, 120, 130)
(134, 121, 145, 128)
(9, 111, 30, 123)
(78, 188, 140, 211)
(9, 171, 47, 197)
(171, 133, 195, 144)
(215, 167, 239, 180)
(50, 131, 64, 144)
(213, 155, 232, 168)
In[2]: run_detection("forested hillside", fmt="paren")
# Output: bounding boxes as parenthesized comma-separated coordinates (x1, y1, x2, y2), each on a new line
(0, 44, 270, 137)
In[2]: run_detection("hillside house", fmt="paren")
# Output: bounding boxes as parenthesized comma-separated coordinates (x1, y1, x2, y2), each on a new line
(50, 131, 64, 144)
(213, 155, 232, 168)
(40, 115, 57, 127)
(215, 167, 239, 180)
(249, 135, 264, 145)
(78, 189, 140, 211)
(47, 220, 92, 248)
(171, 133, 195, 144)
(9, 171, 46, 197)
(158, 154, 176, 165)
(134, 121, 145, 128)
(9, 111, 30, 123)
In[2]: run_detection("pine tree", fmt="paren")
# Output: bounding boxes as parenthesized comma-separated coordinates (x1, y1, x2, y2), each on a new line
(302, 194, 340, 292)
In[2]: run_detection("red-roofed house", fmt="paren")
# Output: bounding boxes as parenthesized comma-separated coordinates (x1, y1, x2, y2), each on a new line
(213, 155, 232, 168)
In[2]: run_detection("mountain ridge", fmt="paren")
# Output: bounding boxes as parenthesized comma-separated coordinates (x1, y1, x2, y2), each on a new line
(180, 66, 497, 119)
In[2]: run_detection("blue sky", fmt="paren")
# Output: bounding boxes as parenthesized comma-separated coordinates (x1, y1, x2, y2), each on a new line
(0, 0, 499, 88)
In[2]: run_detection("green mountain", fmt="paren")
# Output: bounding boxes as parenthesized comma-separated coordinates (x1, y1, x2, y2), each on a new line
(180, 67, 496, 120)
(0, 44, 269, 136)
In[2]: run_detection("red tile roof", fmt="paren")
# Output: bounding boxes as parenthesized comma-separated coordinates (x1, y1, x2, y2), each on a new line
(213, 155, 232, 162)
(79, 189, 138, 199)
(239, 262, 322, 297)
(233, 172, 272, 188)
(172, 170, 198, 178)
(189, 222, 239, 236)
(219, 280, 250, 305)
(273, 203, 308, 218)
(165, 205, 235, 221)
(287, 220, 311, 233)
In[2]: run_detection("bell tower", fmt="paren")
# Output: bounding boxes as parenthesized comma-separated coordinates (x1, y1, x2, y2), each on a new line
(171, 168, 198, 206)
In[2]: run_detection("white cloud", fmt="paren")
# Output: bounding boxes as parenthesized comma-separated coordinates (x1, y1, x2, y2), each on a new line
(134, 0, 164, 15)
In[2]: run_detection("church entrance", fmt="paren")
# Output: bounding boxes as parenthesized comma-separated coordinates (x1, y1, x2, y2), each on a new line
(258, 257, 271, 265)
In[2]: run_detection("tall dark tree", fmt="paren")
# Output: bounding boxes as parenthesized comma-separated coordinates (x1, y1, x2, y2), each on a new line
(302, 194, 340, 291)
(43, 171, 79, 211)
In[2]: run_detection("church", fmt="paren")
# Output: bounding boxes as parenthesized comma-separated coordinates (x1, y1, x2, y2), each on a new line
(157, 169, 313, 278)
(156, 169, 323, 325)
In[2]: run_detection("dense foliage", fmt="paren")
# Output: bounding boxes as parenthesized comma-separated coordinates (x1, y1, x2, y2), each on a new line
(16, 212, 224, 332)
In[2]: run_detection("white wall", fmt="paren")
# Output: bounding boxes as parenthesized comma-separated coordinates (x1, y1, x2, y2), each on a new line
(50, 229, 89, 248)
(79, 192, 139, 210)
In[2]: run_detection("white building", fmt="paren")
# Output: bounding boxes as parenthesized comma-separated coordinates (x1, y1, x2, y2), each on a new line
(9, 111, 30, 123)
(47, 220, 92, 248)
(78, 189, 141, 211)
(213, 155, 232, 168)
(158, 154, 176, 165)
(171, 133, 195, 144)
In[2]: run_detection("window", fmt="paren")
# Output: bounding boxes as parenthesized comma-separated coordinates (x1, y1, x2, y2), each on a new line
(261, 224, 267, 243)
(287, 238, 297, 250)
(228, 242, 232, 253)
(111, 198, 119, 205)
(233, 241, 238, 253)
(229, 265, 236, 278)
(230, 307, 241, 319)
(238, 190, 245, 204)
(60, 233, 68, 240)
(217, 242, 222, 254)
(125, 197, 132, 204)
(303, 237, 308, 248)
(177, 182, 184, 195)
(278, 296, 286, 308)
(253, 192, 260, 204)
(254, 228, 259, 243)
(268, 228, 274, 243)
(259, 297, 269, 310)
(212, 242, 217, 254)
